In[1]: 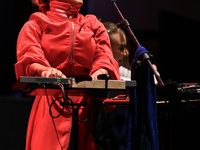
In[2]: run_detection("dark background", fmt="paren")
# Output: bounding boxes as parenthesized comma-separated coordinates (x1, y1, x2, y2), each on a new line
(0, 0, 200, 149)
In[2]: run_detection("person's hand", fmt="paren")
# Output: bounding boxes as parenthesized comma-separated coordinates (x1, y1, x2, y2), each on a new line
(28, 63, 66, 78)
(41, 68, 66, 78)
(91, 68, 108, 80)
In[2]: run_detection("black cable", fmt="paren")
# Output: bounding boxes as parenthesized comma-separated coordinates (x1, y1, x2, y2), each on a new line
(42, 82, 91, 149)
(58, 83, 75, 118)
(57, 83, 90, 122)
(43, 84, 64, 150)
(49, 96, 64, 118)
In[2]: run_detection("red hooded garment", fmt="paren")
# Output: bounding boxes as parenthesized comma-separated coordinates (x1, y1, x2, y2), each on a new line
(15, 1, 120, 150)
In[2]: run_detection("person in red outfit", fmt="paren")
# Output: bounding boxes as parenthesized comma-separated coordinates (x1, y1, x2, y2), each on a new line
(15, 0, 120, 149)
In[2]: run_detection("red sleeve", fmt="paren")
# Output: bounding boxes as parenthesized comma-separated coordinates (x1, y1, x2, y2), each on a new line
(87, 15, 121, 80)
(15, 14, 50, 80)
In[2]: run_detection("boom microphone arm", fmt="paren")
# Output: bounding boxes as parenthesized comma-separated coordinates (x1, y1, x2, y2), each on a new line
(110, 0, 164, 87)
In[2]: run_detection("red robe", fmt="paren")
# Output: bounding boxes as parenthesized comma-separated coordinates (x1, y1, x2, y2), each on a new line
(15, 1, 120, 150)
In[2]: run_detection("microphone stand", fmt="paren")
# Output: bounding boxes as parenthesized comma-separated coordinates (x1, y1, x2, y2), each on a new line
(109, 1, 164, 150)
(110, 0, 164, 87)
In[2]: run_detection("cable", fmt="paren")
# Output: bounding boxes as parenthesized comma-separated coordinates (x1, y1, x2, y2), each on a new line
(49, 96, 64, 118)
(44, 82, 90, 122)
(42, 83, 91, 149)
(57, 83, 90, 122)
(43, 84, 64, 150)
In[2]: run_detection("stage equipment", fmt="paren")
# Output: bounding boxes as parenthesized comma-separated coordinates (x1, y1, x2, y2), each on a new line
(109, 1, 164, 150)
(13, 76, 137, 150)
(109, 0, 164, 87)
(14, 76, 136, 98)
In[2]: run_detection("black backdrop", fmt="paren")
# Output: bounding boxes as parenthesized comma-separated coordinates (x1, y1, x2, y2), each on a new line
(159, 11, 200, 83)
(0, 0, 200, 150)
(0, 0, 34, 95)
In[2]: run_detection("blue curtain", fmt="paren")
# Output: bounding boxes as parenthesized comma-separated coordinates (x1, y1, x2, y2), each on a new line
(126, 45, 159, 150)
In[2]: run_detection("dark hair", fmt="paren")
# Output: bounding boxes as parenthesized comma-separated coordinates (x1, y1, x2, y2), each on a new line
(103, 22, 119, 36)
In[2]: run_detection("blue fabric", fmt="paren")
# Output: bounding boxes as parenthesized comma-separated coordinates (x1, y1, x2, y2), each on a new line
(126, 45, 159, 150)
